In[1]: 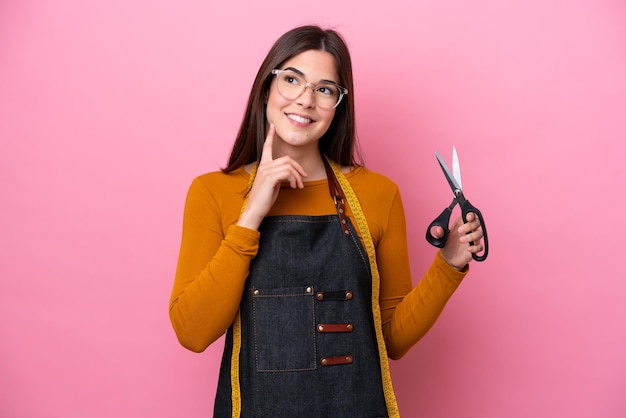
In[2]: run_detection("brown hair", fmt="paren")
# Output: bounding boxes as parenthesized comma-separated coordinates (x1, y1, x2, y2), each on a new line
(223, 25, 360, 172)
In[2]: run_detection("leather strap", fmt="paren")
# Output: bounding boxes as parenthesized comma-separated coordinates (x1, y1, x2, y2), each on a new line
(317, 323, 354, 333)
(320, 355, 353, 366)
(322, 157, 351, 237)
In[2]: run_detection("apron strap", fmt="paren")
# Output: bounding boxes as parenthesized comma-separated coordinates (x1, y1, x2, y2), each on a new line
(322, 157, 351, 237)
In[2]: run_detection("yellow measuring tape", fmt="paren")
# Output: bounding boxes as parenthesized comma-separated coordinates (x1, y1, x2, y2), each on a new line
(229, 165, 258, 418)
(328, 159, 400, 417)
(230, 160, 399, 417)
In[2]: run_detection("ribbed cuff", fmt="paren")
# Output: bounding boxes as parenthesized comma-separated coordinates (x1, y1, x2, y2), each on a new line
(225, 224, 261, 256)
(434, 250, 468, 282)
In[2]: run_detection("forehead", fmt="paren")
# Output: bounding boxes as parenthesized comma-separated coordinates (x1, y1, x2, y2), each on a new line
(280, 50, 339, 83)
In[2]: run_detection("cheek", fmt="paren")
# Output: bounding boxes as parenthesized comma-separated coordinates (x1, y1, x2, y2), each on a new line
(265, 92, 288, 121)
(266, 84, 287, 107)
(319, 110, 336, 128)
(265, 95, 280, 121)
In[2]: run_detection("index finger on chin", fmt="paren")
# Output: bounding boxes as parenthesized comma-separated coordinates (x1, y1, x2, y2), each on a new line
(260, 123, 275, 163)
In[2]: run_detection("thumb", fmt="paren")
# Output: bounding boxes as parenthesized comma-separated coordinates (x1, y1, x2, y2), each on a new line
(260, 123, 275, 163)
(430, 225, 445, 239)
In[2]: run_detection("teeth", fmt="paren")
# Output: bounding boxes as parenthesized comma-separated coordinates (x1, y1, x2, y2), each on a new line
(287, 114, 312, 124)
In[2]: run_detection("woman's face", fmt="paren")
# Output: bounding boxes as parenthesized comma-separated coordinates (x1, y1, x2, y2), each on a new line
(265, 49, 339, 156)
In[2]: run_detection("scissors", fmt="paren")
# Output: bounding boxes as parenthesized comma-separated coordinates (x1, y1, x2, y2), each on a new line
(425, 147, 489, 262)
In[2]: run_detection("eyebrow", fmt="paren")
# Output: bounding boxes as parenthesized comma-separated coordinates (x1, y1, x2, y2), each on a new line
(283, 66, 339, 85)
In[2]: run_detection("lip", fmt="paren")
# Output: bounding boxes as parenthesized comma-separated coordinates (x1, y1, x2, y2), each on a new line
(285, 112, 315, 127)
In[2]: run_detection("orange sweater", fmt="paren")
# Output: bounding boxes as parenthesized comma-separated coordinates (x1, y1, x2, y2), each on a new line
(169, 165, 467, 359)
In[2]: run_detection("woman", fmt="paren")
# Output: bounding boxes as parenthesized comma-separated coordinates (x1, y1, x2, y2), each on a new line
(169, 25, 484, 417)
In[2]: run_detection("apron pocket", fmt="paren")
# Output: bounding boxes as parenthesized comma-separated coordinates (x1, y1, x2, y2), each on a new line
(252, 286, 316, 372)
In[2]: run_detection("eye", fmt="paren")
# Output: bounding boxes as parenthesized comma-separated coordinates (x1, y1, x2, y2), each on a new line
(316, 84, 339, 97)
(282, 73, 302, 85)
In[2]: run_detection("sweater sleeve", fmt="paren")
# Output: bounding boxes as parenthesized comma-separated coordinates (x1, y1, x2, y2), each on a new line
(377, 188, 467, 360)
(169, 177, 259, 353)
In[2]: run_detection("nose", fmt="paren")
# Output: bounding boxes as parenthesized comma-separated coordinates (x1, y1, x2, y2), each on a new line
(296, 83, 316, 108)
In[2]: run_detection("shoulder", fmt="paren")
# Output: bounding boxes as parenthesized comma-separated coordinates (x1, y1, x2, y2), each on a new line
(186, 167, 250, 205)
(346, 166, 400, 199)
(192, 167, 249, 191)
(182, 167, 251, 228)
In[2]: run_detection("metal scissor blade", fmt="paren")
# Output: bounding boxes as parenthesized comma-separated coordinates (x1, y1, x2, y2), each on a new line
(452, 146, 462, 190)
(435, 150, 462, 193)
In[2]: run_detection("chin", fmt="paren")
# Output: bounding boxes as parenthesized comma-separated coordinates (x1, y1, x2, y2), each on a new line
(278, 129, 315, 144)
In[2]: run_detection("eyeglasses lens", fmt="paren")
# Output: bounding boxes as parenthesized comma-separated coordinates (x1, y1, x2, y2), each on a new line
(275, 71, 341, 109)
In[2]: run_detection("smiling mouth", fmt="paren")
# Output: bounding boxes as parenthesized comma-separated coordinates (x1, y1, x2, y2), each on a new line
(286, 113, 313, 124)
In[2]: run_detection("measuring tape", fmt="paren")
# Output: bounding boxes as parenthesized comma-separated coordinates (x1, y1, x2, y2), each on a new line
(328, 159, 400, 418)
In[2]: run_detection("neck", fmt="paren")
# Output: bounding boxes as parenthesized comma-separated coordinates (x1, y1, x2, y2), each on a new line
(273, 144, 327, 181)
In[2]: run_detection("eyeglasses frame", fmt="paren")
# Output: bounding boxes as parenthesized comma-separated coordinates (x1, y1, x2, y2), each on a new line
(270, 68, 348, 109)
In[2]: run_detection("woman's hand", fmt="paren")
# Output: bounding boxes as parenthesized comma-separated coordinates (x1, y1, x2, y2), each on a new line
(437, 212, 485, 270)
(237, 124, 308, 230)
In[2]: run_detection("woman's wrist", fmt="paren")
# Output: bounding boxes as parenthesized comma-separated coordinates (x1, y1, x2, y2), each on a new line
(438, 251, 468, 272)
(236, 209, 263, 231)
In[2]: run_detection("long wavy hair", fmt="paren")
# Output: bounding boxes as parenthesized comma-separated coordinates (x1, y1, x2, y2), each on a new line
(223, 25, 360, 172)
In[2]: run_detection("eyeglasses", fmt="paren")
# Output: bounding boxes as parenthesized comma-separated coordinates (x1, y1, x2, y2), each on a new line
(271, 69, 348, 109)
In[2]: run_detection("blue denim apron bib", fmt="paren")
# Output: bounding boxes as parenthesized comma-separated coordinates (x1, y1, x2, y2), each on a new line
(214, 159, 396, 417)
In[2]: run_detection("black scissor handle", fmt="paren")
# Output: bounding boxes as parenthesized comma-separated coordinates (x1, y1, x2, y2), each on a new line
(460, 200, 489, 262)
(425, 200, 455, 248)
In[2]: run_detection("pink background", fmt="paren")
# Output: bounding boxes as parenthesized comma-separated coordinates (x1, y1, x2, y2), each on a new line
(1, 1, 625, 417)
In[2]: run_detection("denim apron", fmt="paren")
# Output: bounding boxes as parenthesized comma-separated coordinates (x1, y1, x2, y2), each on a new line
(214, 159, 397, 417)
